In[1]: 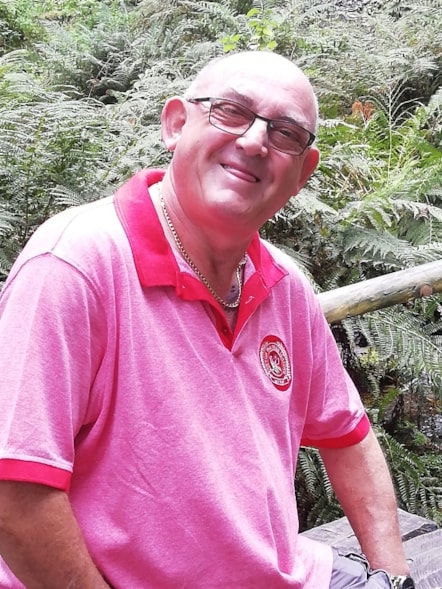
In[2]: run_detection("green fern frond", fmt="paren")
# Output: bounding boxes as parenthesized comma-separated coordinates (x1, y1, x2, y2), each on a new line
(367, 308, 442, 389)
(0, 210, 14, 235)
(342, 226, 414, 270)
(295, 446, 343, 530)
(377, 428, 442, 523)
(48, 185, 91, 208)
(394, 200, 442, 223)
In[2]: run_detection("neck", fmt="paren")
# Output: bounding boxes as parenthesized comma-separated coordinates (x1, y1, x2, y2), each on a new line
(152, 182, 249, 309)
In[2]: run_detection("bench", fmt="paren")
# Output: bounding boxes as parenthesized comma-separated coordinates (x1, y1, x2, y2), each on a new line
(301, 509, 442, 588)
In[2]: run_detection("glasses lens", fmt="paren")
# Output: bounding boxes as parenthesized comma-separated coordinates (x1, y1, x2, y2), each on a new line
(200, 98, 313, 155)
(209, 100, 253, 134)
(268, 122, 310, 155)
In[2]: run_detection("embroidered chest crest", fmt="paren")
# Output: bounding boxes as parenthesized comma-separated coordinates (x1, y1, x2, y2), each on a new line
(259, 335, 292, 391)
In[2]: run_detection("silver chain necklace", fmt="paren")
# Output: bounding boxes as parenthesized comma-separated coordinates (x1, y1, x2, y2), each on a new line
(158, 186, 246, 310)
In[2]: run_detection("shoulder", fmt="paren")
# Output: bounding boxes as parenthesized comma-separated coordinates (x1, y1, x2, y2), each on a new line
(256, 238, 329, 331)
(260, 238, 317, 292)
(9, 196, 129, 281)
(29, 196, 120, 253)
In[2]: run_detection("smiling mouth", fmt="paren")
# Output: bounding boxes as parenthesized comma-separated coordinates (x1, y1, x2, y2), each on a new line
(221, 164, 260, 183)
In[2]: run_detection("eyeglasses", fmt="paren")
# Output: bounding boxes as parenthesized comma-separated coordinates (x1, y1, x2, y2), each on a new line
(186, 97, 315, 156)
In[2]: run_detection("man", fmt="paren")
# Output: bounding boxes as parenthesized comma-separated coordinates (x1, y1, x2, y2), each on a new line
(0, 51, 413, 588)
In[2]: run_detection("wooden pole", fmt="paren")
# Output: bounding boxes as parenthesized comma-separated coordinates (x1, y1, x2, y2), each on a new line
(317, 259, 442, 323)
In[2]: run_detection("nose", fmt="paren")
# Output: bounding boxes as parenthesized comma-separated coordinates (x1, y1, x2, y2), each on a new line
(235, 118, 269, 158)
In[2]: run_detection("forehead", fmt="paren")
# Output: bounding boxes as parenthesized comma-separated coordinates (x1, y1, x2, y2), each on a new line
(194, 56, 315, 124)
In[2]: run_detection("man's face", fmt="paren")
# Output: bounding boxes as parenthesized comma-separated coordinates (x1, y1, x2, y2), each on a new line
(162, 54, 320, 238)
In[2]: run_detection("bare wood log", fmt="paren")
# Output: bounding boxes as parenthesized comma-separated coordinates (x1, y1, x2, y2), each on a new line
(317, 259, 442, 323)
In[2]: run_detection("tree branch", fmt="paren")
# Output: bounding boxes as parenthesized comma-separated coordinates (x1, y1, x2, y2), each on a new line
(318, 260, 442, 323)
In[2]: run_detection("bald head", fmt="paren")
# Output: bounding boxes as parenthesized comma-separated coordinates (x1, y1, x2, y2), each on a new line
(161, 49, 320, 236)
(185, 51, 318, 133)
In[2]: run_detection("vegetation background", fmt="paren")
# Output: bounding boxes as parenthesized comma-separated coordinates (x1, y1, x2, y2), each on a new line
(1, 0, 441, 529)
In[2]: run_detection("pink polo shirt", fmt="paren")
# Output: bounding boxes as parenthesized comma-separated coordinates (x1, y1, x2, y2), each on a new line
(0, 169, 369, 588)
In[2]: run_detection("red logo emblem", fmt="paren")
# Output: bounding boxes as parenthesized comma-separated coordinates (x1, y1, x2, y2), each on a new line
(259, 335, 292, 391)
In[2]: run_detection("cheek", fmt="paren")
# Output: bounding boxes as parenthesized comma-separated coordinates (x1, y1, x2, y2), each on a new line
(270, 161, 299, 190)
(173, 131, 212, 160)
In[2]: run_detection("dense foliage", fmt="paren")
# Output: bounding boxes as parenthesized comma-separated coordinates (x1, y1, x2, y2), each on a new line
(1, 0, 441, 527)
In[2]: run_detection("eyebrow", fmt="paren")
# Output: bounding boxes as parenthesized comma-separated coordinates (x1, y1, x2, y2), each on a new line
(220, 88, 308, 127)
(222, 88, 253, 106)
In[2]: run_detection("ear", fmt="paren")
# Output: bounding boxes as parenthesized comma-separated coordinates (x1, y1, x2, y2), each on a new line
(293, 146, 320, 194)
(161, 97, 187, 152)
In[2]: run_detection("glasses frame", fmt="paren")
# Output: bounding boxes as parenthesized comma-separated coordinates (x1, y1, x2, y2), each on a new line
(186, 96, 316, 156)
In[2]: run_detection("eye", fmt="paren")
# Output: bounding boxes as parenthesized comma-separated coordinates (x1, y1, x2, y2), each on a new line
(272, 123, 304, 143)
(213, 101, 250, 120)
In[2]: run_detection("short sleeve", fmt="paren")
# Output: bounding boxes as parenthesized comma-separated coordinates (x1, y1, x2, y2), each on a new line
(300, 297, 370, 448)
(0, 253, 107, 490)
